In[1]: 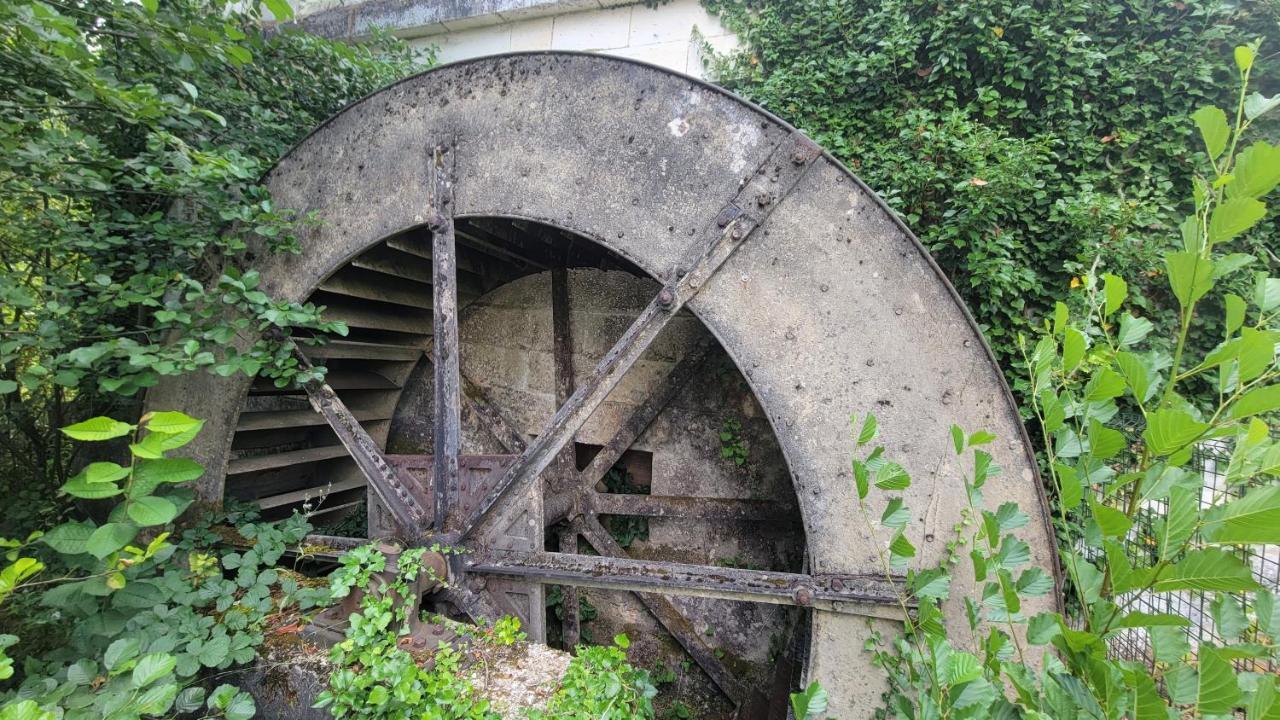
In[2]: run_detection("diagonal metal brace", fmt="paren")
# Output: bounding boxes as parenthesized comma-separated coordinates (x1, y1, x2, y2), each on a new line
(292, 347, 430, 536)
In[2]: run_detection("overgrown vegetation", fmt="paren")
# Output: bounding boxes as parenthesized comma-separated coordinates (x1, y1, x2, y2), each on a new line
(852, 44, 1280, 720)
(702, 0, 1279, 396)
(0, 0, 423, 535)
(0, 412, 329, 718)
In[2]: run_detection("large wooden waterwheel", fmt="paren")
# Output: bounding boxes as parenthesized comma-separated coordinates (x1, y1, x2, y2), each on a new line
(147, 52, 1058, 718)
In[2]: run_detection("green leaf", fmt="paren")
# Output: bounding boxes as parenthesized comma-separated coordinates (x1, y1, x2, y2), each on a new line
(1160, 487, 1196, 561)
(61, 475, 123, 499)
(1225, 293, 1247, 337)
(874, 462, 910, 490)
(82, 462, 130, 484)
(1202, 485, 1280, 544)
(1245, 92, 1280, 120)
(86, 523, 138, 560)
(131, 653, 176, 688)
(951, 424, 965, 454)
(126, 496, 179, 527)
(1210, 593, 1248, 642)
(855, 414, 877, 445)
(889, 531, 915, 565)
(132, 458, 203, 495)
(1229, 142, 1280, 199)
(1087, 419, 1125, 460)
(1056, 463, 1082, 510)
(1111, 612, 1189, 629)
(880, 497, 909, 530)
(1130, 671, 1167, 720)
(61, 417, 134, 441)
(910, 568, 950, 599)
(1062, 328, 1086, 373)
(1089, 498, 1132, 538)
(263, 0, 294, 21)
(41, 521, 95, 555)
(1233, 385, 1280, 419)
(0, 381, 16, 395)
(1116, 314, 1153, 348)
(1114, 352, 1152, 403)
(1154, 548, 1258, 592)
(1257, 590, 1280, 636)
(140, 0, 157, 13)
(198, 633, 231, 667)
(1141, 408, 1207, 456)
(1208, 197, 1267, 245)
(1103, 273, 1127, 316)
(1191, 106, 1229, 159)
(1235, 44, 1256, 71)
(1150, 625, 1190, 663)
(944, 652, 981, 686)
(852, 459, 869, 500)
(144, 411, 202, 435)
(137, 682, 179, 715)
(0, 701, 49, 720)
(1197, 647, 1241, 715)
(790, 682, 828, 720)
(1166, 251, 1215, 308)
(104, 637, 140, 672)
(1083, 369, 1126, 402)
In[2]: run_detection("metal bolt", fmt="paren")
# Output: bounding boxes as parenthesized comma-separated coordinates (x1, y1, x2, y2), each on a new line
(730, 224, 745, 241)
(794, 587, 813, 606)
(657, 288, 675, 308)
(831, 578, 845, 592)
(755, 191, 773, 207)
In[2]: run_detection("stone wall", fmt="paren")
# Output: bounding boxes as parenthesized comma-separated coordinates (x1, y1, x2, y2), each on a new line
(293, 0, 737, 79)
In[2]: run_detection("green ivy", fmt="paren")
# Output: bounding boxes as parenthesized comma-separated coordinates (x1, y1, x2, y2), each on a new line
(701, 0, 1278, 393)
(0, 0, 423, 535)
(528, 635, 658, 720)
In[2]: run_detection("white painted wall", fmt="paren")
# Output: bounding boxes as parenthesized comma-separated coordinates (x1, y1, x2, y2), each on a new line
(296, 0, 737, 79)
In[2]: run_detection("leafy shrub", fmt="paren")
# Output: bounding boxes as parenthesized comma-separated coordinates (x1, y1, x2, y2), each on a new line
(702, 0, 1278, 388)
(529, 635, 657, 720)
(0, 0, 423, 534)
(0, 412, 328, 719)
(316, 545, 500, 720)
(852, 43, 1280, 720)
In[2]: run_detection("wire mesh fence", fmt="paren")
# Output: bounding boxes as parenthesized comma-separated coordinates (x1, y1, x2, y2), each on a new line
(1100, 439, 1278, 673)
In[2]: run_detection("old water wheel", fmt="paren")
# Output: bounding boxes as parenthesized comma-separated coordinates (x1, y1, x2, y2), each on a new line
(147, 52, 1058, 719)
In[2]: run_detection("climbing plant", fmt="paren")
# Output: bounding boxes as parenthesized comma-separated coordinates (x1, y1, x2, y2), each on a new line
(0, 0, 424, 532)
(850, 42, 1280, 720)
(701, 0, 1279, 393)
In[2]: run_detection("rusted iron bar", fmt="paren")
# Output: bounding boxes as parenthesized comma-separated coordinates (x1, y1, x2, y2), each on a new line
(293, 350, 429, 536)
(578, 518, 749, 707)
(466, 547, 908, 616)
(556, 525, 581, 649)
(460, 131, 823, 542)
(588, 493, 798, 525)
(577, 337, 712, 493)
(550, 267, 582, 650)
(429, 143, 460, 532)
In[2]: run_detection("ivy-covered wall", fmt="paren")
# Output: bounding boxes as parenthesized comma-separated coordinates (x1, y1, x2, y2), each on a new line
(701, 0, 1279, 392)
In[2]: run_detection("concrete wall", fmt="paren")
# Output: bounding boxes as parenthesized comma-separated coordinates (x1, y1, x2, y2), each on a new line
(294, 0, 737, 79)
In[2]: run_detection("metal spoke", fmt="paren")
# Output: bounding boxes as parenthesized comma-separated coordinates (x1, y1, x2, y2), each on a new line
(292, 348, 429, 535)
(460, 131, 823, 541)
(429, 142, 461, 531)
(467, 546, 908, 616)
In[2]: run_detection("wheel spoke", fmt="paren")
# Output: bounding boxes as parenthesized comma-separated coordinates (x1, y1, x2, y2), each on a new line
(460, 130, 822, 542)
(466, 537, 909, 615)
(429, 142, 461, 531)
(291, 346, 429, 534)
